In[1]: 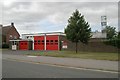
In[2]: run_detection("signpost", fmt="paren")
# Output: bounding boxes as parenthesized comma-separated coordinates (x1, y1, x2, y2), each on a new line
(62, 41, 67, 49)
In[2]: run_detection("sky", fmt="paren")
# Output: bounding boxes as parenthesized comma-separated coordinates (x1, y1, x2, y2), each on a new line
(0, 0, 119, 35)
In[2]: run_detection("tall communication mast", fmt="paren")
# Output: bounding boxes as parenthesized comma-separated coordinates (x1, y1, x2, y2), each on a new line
(101, 16, 107, 32)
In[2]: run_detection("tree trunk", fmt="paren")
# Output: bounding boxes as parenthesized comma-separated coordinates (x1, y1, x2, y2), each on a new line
(76, 42, 78, 53)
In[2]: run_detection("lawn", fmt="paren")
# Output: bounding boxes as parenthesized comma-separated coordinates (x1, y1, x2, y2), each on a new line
(26, 51, 118, 61)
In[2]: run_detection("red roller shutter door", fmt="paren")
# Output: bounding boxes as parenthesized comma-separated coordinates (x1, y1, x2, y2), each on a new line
(46, 35, 58, 50)
(19, 41, 28, 50)
(34, 36, 44, 50)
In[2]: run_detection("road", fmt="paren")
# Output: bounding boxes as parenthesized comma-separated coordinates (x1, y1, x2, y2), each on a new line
(2, 59, 118, 78)
(2, 50, 118, 71)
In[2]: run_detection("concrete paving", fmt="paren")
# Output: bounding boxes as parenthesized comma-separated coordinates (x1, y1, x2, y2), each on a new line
(2, 50, 118, 71)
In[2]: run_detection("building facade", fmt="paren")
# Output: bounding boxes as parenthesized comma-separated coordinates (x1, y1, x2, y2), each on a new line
(9, 31, 118, 53)
(2, 23, 20, 45)
(10, 32, 65, 50)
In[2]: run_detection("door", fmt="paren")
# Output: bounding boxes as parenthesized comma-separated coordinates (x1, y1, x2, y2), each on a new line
(19, 41, 28, 50)
(12, 41, 17, 50)
(34, 36, 44, 50)
(46, 35, 58, 50)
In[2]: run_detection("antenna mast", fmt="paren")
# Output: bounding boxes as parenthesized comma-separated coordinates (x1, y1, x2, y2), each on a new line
(101, 16, 107, 32)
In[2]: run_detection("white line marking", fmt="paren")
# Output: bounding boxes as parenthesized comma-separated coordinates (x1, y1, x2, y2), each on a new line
(47, 65, 118, 74)
(27, 56, 38, 57)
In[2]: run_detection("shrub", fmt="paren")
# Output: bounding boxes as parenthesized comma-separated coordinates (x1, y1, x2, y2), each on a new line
(2, 44, 9, 48)
(104, 39, 120, 48)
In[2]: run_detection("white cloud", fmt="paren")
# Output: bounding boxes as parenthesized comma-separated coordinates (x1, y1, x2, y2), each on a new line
(2, 2, 118, 35)
(3, 0, 15, 6)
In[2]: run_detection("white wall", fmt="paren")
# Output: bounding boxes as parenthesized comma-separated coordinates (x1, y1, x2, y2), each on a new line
(91, 32, 106, 38)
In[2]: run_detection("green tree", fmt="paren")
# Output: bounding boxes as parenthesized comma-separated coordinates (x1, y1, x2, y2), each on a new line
(65, 9, 91, 53)
(104, 32, 120, 48)
(117, 32, 120, 39)
(103, 26, 116, 39)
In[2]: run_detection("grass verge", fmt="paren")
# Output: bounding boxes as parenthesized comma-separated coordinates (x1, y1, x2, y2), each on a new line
(26, 51, 118, 61)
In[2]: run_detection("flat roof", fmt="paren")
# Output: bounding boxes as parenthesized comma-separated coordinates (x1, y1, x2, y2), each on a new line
(9, 39, 32, 41)
(22, 32, 66, 36)
(22, 32, 64, 35)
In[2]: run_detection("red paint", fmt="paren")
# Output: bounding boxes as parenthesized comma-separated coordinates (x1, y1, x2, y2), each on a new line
(34, 36, 44, 50)
(46, 35, 58, 50)
(19, 41, 28, 50)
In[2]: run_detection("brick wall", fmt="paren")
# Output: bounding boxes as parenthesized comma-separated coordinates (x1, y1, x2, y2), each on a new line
(6, 26, 20, 44)
(59, 35, 119, 53)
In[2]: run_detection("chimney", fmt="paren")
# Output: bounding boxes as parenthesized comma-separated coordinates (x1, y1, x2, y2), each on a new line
(11, 22, 14, 27)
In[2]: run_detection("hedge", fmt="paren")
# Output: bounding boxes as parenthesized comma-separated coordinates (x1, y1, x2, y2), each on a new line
(2, 44, 9, 48)
(104, 39, 120, 48)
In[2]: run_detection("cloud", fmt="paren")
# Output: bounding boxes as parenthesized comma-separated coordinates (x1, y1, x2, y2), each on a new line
(2, 2, 118, 35)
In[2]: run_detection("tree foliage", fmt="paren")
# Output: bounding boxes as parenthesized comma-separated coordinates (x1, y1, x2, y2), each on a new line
(103, 26, 116, 39)
(65, 9, 91, 53)
(104, 31, 120, 48)
(117, 32, 120, 39)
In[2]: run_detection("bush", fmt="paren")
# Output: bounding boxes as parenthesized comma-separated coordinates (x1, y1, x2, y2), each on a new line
(104, 39, 120, 48)
(2, 44, 9, 48)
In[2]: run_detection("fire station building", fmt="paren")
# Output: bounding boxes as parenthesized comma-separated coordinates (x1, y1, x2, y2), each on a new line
(9, 32, 66, 50)
(9, 31, 118, 53)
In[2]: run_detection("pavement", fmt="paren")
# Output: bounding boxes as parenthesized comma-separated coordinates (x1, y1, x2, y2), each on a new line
(2, 50, 118, 72)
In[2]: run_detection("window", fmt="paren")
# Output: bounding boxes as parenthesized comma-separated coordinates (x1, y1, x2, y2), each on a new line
(50, 40, 53, 42)
(9, 35, 12, 38)
(12, 41, 14, 45)
(12, 41, 17, 45)
(34, 40, 37, 42)
(14, 36, 17, 39)
(42, 40, 44, 42)
(14, 41, 17, 45)
(38, 40, 40, 43)
(46, 40, 49, 42)
(55, 40, 58, 42)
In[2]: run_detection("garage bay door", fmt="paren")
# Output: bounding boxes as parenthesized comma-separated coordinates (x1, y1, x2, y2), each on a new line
(19, 41, 28, 50)
(34, 36, 44, 50)
(46, 35, 58, 50)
